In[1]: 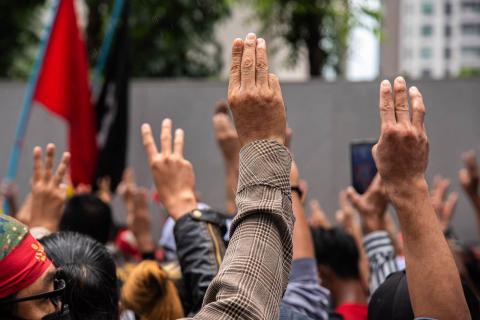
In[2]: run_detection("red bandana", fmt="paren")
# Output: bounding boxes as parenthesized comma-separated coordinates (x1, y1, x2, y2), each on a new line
(0, 233, 52, 299)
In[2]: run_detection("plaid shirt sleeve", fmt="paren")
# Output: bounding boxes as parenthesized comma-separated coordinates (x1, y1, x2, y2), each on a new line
(190, 140, 294, 320)
(364, 231, 399, 295)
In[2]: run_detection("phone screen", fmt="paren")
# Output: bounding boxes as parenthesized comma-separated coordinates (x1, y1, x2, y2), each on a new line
(350, 142, 377, 194)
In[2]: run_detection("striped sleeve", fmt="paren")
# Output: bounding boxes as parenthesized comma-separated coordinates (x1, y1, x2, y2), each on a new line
(283, 258, 330, 320)
(363, 231, 399, 295)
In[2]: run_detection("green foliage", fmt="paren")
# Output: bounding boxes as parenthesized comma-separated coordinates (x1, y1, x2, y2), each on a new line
(246, 0, 381, 78)
(459, 67, 480, 78)
(2, 0, 231, 79)
(0, 1, 47, 78)
(84, 0, 231, 77)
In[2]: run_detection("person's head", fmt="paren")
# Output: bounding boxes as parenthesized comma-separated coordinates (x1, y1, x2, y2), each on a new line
(369, 271, 480, 319)
(121, 260, 184, 320)
(60, 194, 113, 244)
(40, 232, 118, 320)
(311, 226, 360, 289)
(0, 215, 68, 319)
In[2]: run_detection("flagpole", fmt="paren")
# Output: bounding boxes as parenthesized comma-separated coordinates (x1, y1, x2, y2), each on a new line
(2, 0, 61, 215)
(91, 0, 125, 97)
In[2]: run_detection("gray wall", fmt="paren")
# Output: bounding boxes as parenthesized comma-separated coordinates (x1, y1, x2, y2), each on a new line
(1, 78, 479, 243)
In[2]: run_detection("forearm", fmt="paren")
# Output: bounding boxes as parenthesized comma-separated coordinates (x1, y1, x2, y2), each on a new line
(292, 193, 314, 259)
(193, 140, 293, 320)
(391, 180, 470, 319)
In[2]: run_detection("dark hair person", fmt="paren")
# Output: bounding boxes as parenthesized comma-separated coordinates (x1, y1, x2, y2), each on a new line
(0, 214, 69, 319)
(40, 232, 118, 320)
(60, 194, 113, 244)
(311, 227, 368, 319)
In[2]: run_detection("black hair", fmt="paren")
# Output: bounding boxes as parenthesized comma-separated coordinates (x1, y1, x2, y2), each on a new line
(40, 232, 119, 320)
(311, 226, 360, 279)
(60, 194, 113, 244)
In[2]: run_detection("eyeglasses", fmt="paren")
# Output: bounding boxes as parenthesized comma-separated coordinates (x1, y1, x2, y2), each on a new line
(0, 278, 66, 312)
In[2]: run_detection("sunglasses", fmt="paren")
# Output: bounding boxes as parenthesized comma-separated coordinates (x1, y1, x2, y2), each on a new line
(0, 278, 66, 312)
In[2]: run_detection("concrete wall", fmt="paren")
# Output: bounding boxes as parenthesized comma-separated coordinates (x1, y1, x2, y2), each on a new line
(0, 78, 479, 243)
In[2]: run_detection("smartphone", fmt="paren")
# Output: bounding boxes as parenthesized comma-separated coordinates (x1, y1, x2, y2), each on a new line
(350, 141, 377, 194)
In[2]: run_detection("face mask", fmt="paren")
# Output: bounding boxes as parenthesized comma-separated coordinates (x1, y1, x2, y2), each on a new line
(42, 305, 70, 320)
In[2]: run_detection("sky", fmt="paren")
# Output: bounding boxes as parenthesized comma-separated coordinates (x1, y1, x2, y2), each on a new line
(346, 0, 381, 81)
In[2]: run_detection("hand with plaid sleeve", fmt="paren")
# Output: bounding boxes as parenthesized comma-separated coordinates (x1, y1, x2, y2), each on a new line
(192, 33, 293, 319)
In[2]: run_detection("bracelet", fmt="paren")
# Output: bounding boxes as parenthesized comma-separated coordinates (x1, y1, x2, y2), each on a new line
(291, 186, 303, 199)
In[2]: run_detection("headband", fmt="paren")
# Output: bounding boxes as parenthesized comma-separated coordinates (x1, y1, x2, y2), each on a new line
(0, 233, 52, 299)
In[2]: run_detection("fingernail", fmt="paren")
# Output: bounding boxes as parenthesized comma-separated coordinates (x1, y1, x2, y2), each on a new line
(395, 76, 405, 83)
(162, 118, 172, 126)
(233, 38, 243, 47)
(257, 38, 266, 48)
(247, 33, 256, 40)
(381, 79, 390, 87)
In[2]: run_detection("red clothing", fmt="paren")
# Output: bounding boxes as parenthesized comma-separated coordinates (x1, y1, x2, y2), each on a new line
(336, 303, 368, 320)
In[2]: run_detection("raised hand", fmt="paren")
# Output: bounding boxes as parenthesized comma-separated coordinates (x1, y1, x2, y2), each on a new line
(308, 199, 331, 229)
(30, 144, 70, 231)
(346, 174, 388, 233)
(227, 33, 286, 146)
(430, 175, 458, 232)
(127, 187, 154, 253)
(117, 168, 137, 206)
(459, 150, 479, 201)
(371, 77, 470, 319)
(213, 104, 240, 214)
(141, 119, 197, 220)
(96, 176, 112, 204)
(372, 78, 429, 195)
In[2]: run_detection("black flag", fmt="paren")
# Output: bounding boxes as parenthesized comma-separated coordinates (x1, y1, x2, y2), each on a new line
(94, 1, 129, 191)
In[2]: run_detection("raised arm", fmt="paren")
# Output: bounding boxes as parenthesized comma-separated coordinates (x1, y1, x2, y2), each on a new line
(372, 77, 470, 319)
(196, 33, 293, 319)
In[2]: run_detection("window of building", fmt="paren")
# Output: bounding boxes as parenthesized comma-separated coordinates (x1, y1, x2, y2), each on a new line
(422, 2, 434, 15)
(462, 2, 480, 13)
(444, 47, 451, 59)
(421, 47, 433, 59)
(421, 25, 434, 36)
(422, 69, 432, 78)
(445, 25, 452, 37)
(462, 23, 480, 36)
(445, 1, 452, 15)
(462, 46, 480, 57)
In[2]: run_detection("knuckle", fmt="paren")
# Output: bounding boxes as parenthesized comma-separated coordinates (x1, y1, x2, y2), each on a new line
(230, 64, 241, 74)
(256, 60, 268, 71)
(242, 58, 254, 69)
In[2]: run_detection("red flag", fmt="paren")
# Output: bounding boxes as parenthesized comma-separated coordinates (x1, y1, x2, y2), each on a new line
(33, 0, 98, 185)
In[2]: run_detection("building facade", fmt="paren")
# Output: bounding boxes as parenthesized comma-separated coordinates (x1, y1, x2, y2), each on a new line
(396, 0, 480, 79)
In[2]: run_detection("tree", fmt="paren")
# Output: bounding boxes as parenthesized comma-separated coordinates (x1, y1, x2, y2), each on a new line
(247, 0, 380, 79)
(85, 0, 231, 77)
(2, 0, 231, 79)
(0, 1, 47, 78)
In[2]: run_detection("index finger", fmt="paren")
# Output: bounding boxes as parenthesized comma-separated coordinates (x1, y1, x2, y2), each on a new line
(141, 123, 158, 164)
(52, 152, 70, 186)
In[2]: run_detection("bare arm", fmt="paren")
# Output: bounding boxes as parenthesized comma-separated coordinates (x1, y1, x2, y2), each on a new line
(372, 77, 470, 319)
(290, 161, 314, 260)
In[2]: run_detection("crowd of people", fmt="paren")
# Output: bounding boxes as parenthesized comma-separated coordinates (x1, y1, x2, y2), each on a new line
(0, 33, 479, 320)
